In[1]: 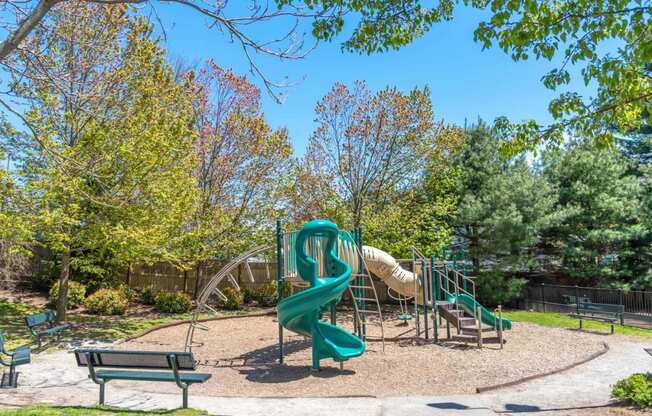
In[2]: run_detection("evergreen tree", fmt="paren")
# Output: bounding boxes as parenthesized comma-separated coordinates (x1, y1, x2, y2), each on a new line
(543, 141, 644, 287)
(455, 123, 559, 274)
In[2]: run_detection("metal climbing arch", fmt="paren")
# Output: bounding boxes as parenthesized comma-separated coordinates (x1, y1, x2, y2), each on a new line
(184, 245, 273, 352)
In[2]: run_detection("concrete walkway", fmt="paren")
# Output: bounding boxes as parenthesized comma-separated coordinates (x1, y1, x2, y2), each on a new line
(1, 339, 650, 415)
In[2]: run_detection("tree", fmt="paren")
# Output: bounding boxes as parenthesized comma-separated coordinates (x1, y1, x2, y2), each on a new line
(186, 60, 293, 259)
(0, 120, 33, 283)
(363, 126, 465, 258)
(305, 81, 436, 229)
(14, 4, 199, 319)
(543, 141, 644, 287)
(283, 150, 350, 228)
(455, 123, 560, 274)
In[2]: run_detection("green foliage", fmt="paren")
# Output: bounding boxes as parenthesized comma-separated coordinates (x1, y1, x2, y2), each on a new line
(84, 289, 128, 316)
(49, 281, 86, 309)
(455, 123, 560, 273)
(118, 284, 137, 303)
(474, 272, 527, 307)
(154, 291, 192, 314)
(612, 373, 652, 408)
(543, 141, 643, 286)
(140, 286, 160, 306)
(218, 287, 244, 310)
(10, 7, 200, 319)
(245, 281, 291, 306)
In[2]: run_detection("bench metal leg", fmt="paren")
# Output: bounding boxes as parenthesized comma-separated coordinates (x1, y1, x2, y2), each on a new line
(1, 366, 18, 388)
(579, 319, 583, 330)
(611, 324, 614, 334)
(182, 387, 188, 408)
(99, 383, 106, 405)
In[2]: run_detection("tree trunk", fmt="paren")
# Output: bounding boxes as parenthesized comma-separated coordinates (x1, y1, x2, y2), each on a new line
(56, 247, 71, 322)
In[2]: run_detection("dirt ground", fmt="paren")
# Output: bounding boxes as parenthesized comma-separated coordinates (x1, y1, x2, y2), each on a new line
(120, 309, 617, 397)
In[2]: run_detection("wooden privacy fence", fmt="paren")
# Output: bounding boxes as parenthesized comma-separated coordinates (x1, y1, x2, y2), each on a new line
(124, 259, 395, 303)
(522, 283, 652, 329)
(124, 260, 278, 298)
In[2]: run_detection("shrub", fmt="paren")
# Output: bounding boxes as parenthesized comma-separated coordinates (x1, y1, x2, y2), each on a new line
(249, 281, 292, 306)
(49, 280, 87, 309)
(474, 271, 526, 307)
(612, 373, 652, 408)
(242, 288, 256, 304)
(154, 291, 192, 314)
(219, 286, 244, 310)
(85, 288, 129, 315)
(140, 285, 160, 305)
(118, 284, 137, 302)
(82, 276, 123, 296)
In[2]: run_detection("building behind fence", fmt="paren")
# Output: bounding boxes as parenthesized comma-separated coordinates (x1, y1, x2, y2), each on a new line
(522, 283, 652, 329)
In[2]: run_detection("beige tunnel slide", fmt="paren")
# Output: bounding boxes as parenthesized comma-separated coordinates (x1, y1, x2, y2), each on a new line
(334, 237, 425, 304)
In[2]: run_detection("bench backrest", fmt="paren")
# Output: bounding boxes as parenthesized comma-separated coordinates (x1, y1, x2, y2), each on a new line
(577, 302, 624, 315)
(0, 329, 6, 354)
(25, 310, 55, 328)
(74, 349, 196, 371)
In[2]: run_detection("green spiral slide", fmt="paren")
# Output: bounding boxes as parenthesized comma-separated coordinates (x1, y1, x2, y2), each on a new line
(277, 219, 365, 371)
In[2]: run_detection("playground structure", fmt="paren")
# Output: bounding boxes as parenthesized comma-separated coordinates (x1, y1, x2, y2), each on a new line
(277, 219, 365, 371)
(185, 218, 512, 359)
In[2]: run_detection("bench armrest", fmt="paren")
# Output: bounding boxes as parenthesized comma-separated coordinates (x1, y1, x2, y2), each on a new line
(84, 352, 104, 386)
(167, 354, 188, 390)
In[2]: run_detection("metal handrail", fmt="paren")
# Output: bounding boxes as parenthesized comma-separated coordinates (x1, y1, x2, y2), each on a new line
(340, 231, 385, 351)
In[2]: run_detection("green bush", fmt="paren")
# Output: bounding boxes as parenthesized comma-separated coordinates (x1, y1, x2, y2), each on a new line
(219, 287, 244, 310)
(118, 284, 137, 302)
(140, 285, 160, 305)
(84, 288, 129, 315)
(49, 281, 87, 309)
(247, 281, 292, 306)
(242, 288, 256, 304)
(474, 271, 526, 307)
(612, 373, 652, 408)
(154, 291, 192, 314)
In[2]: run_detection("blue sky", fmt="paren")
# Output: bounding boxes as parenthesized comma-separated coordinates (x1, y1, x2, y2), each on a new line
(154, 5, 587, 154)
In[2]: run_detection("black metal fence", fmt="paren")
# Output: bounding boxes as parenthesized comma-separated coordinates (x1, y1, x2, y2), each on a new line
(522, 283, 652, 329)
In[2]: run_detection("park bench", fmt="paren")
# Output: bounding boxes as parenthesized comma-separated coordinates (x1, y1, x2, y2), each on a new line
(74, 349, 211, 408)
(24, 310, 70, 348)
(568, 302, 625, 334)
(0, 329, 31, 388)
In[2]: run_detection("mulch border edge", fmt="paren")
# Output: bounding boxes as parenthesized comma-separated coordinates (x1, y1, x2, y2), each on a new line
(118, 309, 277, 343)
(475, 341, 610, 393)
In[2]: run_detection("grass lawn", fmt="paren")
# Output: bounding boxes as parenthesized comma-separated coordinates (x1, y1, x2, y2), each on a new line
(0, 406, 206, 416)
(504, 310, 652, 339)
(0, 299, 262, 350)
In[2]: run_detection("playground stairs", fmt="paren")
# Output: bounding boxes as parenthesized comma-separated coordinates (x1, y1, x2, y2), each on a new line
(437, 302, 505, 346)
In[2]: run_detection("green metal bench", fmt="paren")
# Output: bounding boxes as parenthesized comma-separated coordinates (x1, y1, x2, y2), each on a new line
(0, 329, 31, 388)
(24, 310, 70, 348)
(568, 302, 625, 334)
(74, 349, 211, 408)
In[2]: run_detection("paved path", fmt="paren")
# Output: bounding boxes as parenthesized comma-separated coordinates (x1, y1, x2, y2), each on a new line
(1, 339, 650, 415)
